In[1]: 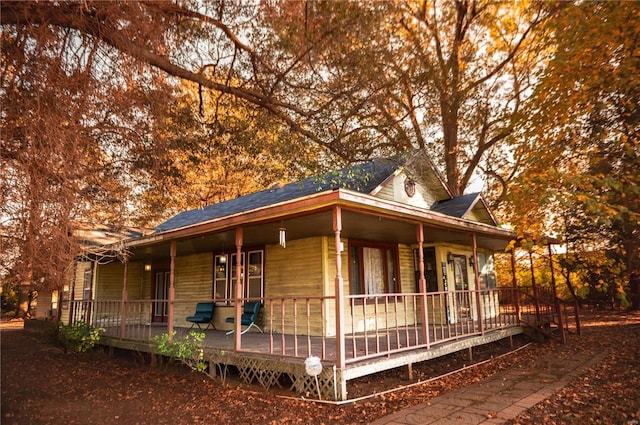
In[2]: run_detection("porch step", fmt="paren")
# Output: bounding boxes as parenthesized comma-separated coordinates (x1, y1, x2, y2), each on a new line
(521, 320, 560, 343)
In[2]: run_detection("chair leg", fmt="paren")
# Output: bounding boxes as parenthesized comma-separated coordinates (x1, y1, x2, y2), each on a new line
(240, 322, 263, 335)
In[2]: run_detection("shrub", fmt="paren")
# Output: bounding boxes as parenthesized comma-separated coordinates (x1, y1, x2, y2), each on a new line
(57, 321, 104, 353)
(153, 331, 207, 373)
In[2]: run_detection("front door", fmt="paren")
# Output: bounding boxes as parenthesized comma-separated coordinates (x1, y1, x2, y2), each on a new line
(153, 271, 170, 323)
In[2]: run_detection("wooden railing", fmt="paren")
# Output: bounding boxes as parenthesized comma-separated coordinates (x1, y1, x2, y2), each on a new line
(517, 285, 581, 341)
(68, 287, 523, 363)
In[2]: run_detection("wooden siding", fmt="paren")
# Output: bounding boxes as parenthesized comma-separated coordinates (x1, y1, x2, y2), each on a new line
(59, 261, 92, 323)
(465, 203, 495, 226)
(94, 261, 144, 300)
(398, 244, 416, 293)
(174, 252, 213, 327)
(373, 172, 439, 209)
(264, 237, 325, 334)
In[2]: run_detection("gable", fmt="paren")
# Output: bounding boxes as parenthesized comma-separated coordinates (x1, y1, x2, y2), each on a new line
(430, 193, 497, 226)
(369, 150, 453, 209)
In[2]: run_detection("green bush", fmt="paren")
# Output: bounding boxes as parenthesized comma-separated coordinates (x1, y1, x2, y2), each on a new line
(153, 331, 207, 373)
(57, 321, 104, 353)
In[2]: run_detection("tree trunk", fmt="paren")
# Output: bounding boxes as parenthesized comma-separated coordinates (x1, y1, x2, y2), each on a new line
(562, 269, 581, 307)
(441, 101, 461, 195)
(14, 281, 31, 319)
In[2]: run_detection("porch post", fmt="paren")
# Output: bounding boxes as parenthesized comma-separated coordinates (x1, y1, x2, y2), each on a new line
(120, 256, 128, 338)
(416, 223, 430, 347)
(511, 249, 521, 321)
(333, 207, 345, 370)
(529, 249, 541, 321)
(168, 241, 176, 341)
(234, 227, 243, 351)
(471, 233, 483, 334)
(548, 243, 566, 343)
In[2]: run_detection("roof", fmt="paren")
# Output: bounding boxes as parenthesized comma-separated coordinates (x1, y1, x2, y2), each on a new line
(156, 158, 400, 233)
(75, 223, 149, 246)
(430, 193, 482, 218)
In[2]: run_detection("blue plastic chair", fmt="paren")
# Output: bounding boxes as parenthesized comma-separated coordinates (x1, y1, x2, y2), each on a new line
(186, 302, 215, 330)
(225, 302, 263, 335)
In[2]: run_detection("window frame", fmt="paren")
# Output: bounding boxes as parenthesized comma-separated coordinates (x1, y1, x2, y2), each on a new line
(213, 247, 264, 305)
(348, 240, 400, 296)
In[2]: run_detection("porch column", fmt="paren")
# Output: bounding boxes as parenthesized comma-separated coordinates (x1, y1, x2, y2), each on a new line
(511, 249, 521, 321)
(416, 224, 430, 347)
(234, 227, 243, 351)
(168, 241, 176, 341)
(120, 256, 128, 338)
(529, 249, 541, 321)
(471, 233, 483, 334)
(548, 243, 566, 343)
(333, 207, 345, 370)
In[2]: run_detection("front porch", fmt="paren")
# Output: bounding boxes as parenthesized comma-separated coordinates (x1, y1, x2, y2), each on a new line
(69, 287, 535, 400)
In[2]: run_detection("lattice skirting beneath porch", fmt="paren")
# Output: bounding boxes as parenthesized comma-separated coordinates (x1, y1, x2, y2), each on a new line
(205, 352, 340, 400)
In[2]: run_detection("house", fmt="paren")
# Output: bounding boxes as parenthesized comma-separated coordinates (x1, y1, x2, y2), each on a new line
(59, 224, 150, 325)
(63, 151, 536, 400)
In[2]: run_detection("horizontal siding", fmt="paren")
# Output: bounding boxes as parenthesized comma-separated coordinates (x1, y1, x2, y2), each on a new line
(375, 181, 395, 201)
(398, 244, 416, 293)
(174, 252, 213, 327)
(73, 262, 92, 301)
(60, 262, 90, 324)
(265, 237, 324, 334)
(95, 262, 144, 300)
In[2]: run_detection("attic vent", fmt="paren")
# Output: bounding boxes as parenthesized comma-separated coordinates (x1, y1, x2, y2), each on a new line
(404, 178, 416, 197)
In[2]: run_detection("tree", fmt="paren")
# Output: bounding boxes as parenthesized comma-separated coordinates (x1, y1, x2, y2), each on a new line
(259, 1, 556, 197)
(385, 1, 554, 197)
(508, 1, 640, 308)
(135, 86, 321, 225)
(1, 1, 331, 315)
(1, 10, 185, 314)
(0, 1, 385, 157)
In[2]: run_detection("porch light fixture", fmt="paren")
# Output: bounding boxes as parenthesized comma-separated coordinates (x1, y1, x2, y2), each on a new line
(447, 252, 454, 264)
(469, 256, 474, 267)
(144, 263, 151, 272)
(279, 227, 286, 248)
(218, 255, 227, 265)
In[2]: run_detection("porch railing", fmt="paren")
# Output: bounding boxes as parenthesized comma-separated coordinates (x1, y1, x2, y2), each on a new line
(68, 286, 522, 363)
(518, 285, 580, 340)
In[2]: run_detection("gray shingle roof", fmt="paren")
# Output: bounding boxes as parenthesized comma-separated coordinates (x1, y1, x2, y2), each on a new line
(430, 192, 481, 218)
(155, 158, 400, 233)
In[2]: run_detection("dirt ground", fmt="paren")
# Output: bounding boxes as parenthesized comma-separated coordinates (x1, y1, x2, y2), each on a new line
(1, 309, 639, 424)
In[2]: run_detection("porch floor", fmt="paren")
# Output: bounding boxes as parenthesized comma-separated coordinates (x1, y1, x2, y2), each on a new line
(101, 318, 524, 396)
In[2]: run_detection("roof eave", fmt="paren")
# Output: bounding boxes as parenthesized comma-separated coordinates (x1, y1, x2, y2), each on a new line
(122, 188, 515, 250)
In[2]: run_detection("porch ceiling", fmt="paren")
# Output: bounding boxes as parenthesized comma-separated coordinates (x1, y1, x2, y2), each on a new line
(129, 208, 511, 261)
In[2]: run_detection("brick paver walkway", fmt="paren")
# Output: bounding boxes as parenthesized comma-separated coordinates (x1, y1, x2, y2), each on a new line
(370, 346, 609, 425)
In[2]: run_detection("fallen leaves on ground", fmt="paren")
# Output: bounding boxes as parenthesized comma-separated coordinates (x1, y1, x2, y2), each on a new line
(2, 309, 639, 424)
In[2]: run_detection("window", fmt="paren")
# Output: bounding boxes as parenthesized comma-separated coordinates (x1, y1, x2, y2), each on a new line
(214, 249, 264, 303)
(452, 255, 469, 290)
(82, 270, 92, 301)
(349, 241, 399, 295)
(477, 253, 496, 289)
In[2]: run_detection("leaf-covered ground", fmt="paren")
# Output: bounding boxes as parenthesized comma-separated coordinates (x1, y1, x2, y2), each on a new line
(2, 309, 638, 425)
